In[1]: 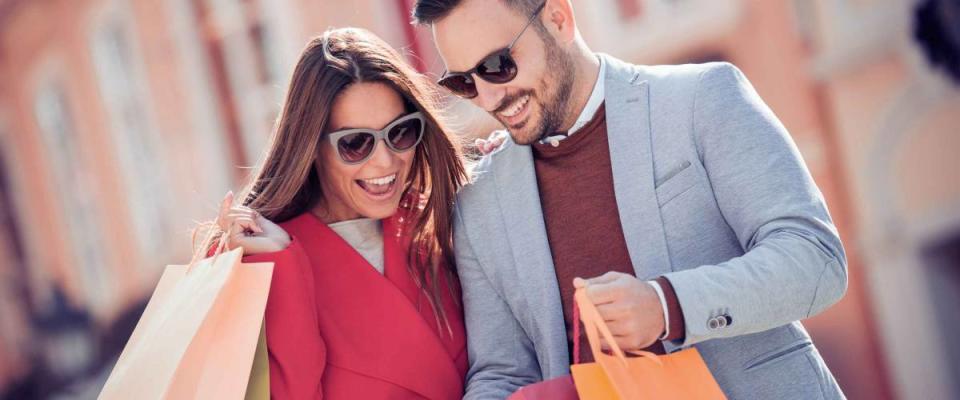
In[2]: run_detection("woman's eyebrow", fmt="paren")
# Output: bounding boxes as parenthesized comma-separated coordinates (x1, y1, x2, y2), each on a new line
(329, 111, 408, 133)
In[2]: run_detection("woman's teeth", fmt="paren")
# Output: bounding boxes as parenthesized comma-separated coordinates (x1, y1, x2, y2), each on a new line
(362, 174, 396, 186)
(499, 95, 530, 118)
(357, 174, 397, 195)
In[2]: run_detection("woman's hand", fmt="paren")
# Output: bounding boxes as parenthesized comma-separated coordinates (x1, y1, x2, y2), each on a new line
(217, 191, 291, 254)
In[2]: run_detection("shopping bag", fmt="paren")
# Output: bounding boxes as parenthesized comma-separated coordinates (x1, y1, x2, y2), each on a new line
(99, 226, 273, 399)
(570, 289, 726, 399)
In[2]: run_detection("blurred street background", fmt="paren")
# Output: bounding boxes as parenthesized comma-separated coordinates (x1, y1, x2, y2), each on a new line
(0, 0, 958, 399)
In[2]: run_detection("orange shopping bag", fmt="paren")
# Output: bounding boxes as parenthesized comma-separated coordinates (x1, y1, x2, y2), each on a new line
(570, 289, 727, 400)
(99, 226, 273, 400)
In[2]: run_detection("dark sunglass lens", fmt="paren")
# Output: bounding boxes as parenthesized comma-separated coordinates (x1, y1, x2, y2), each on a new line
(439, 74, 478, 98)
(476, 53, 517, 83)
(387, 118, 424, 151)
(337, 132, 375, 162)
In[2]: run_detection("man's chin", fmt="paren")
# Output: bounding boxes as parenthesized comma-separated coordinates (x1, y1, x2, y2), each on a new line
(503, 121, 546, 146)
(507, 131, 540, 146)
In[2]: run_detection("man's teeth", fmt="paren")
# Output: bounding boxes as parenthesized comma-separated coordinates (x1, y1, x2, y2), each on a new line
(500, 95, 530, 118)
(361, 174, 396, 186)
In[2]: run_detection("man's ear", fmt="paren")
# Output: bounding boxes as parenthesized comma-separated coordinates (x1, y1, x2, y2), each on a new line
(542, 0, 578, 45)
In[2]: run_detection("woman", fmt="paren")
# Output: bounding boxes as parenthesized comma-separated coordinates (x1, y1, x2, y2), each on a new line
(207, 28, 469, 399)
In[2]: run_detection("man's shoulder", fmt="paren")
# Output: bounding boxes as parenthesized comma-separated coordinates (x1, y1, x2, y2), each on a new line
(457, 130, 521, 207)
(602, 54, 739, 89)
(637, 61, 731, 80)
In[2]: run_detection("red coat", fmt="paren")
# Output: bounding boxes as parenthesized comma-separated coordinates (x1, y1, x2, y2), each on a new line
(242, 211, 468, 399)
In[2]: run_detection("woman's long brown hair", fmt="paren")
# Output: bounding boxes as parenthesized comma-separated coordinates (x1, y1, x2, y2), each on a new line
(199, 28, 467, 330)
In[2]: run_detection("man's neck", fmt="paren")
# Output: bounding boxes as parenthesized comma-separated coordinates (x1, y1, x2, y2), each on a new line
(558, 48, 601, 133)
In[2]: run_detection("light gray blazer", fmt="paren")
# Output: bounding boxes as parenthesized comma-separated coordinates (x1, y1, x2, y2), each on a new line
(452, 55, 848, 400)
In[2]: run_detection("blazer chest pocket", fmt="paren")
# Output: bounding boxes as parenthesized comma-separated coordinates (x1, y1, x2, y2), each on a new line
(655, 160, 699, 207)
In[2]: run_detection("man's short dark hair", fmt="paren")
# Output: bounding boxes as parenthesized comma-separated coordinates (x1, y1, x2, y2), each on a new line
(412, 0, 544, 25)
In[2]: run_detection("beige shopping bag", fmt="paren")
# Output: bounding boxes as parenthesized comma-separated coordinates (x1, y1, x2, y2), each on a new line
(99, 228, 273, 399)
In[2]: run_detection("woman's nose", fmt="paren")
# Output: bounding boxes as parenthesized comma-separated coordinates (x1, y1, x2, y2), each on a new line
(364, 138, 397, 168)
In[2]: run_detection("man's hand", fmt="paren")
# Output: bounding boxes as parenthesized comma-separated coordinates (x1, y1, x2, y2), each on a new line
(474, 131, 507, 155)
(574, 272, 665, 352)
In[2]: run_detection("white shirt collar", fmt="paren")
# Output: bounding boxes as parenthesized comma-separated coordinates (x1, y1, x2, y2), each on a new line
(540, 55, 605, 146)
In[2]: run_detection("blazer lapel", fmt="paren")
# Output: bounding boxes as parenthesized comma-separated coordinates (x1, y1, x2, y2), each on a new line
(493, 145, 570, 372)
(288, 214, 463, 400)
(602, 55, 672, 279)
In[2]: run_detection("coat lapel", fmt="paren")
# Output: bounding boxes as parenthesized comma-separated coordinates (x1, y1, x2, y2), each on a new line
(381, 215, 466, 361)
(602, 54, 672, 279)
(493, 145, 570, 373)
(286, 213, 464, 400)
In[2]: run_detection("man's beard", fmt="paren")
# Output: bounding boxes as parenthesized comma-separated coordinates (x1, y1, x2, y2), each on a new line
(498, 33, 576, 145)
(533, 36, 575, 143)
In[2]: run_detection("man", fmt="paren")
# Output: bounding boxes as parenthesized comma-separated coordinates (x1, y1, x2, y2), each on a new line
(413, 0, 848, 398)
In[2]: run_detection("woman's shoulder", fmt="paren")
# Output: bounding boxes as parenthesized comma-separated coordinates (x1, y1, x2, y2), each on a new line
(274, 211, 321, 237)
(240, 212, 318, 263)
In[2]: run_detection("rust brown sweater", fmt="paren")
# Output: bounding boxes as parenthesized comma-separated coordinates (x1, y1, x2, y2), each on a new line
(532, 104, 684, 363)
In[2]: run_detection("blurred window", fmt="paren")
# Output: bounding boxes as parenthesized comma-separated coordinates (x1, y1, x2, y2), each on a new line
(190, 0, 283, 168)
(90, 18, 171, 261)
(33, 83, 111, 310)
(790, 0, 819, 49)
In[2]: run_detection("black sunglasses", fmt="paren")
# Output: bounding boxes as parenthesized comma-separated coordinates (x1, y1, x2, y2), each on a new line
(326, 112, 425, 164)
(437, 2, 546, 99)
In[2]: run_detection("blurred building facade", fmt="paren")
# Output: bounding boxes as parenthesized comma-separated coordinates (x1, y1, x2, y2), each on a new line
(0, 0, 956, 398)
